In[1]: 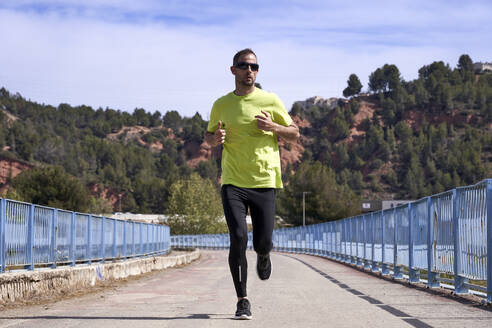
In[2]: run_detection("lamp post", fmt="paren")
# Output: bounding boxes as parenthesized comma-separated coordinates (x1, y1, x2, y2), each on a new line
(302, 192, 311, 227)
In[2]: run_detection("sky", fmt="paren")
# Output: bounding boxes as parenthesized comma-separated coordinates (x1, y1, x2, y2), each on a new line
(1, 0, 492, 119)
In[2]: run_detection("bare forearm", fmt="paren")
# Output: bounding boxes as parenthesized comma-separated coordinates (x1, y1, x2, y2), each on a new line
(273, 124, 299, 143)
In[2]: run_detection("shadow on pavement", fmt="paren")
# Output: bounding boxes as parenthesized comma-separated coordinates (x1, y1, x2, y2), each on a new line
(0, 313, 231, 320)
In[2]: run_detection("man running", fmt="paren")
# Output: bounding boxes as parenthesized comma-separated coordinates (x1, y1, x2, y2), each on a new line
(205, 48, 299, 320)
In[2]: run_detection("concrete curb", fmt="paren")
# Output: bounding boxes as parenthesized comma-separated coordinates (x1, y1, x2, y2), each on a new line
(0, 249, 201, 304)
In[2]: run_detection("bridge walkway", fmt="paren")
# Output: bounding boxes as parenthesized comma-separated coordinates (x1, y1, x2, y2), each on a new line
(0, 250, 491, 328)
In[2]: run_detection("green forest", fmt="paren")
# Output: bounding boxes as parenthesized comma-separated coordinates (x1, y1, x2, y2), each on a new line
(1, 54, 491, 229)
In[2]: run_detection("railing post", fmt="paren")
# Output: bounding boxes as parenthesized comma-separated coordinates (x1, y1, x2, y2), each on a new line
(156, 225, 159, 252)
(167, 226, 170, 252)
(163, 226, 166, 252)
(324, 225, 329, 257)
(303, 227, 309, 254)
(307, 226, 310, 255)
(292, 228, 295, 254)
(382, 211, 389, 274)
(339, 222, 343, 260)
(27, 204, 35, 270)
(340, 222, 343, 260)
(427, 196, 439, 287)
(153, 224, 156, 253)
(320, 227, 323, 256)
(148, 224, 151, 253)
(486, 179, 492, 303)
(280, 229, 284, 253)
(344, 220, 348, 262)
(316, 225, 321, 256)
(161, 226, 164, 252)
(139, 222, 143, 255)
(324, 222, 331, 257)
(453, 189, 469, 294)
(293, 228, 296, 254)
(280, 230, 283, 253)
(357, 218, 362, 266)
(101, 216, 105, 263)
(351, 220, 356, 264)
(156, 225, 160, 252)
(338, 222, 342, 260)
(132, 221, 136, 257)
(328, 226, 331, 258)
(350, 220, 355, 263)
(123, 220, 127, 259)
(0, 199, 6, 272)
(334, 224, 337, 258)
(302, 226, 306, 254)
(363, 215, 370, 269)
(393, 207, 403, 279)
(149, 225, 152, 252)
(408, 203, 419, 282)
(71, 212, 76, 267)
(112, 219, 117, 260)
(327, 225, 331, 258)
(50, 209, 57, 269)
(371, 212, 378, 272)
(87, 214, 92, 265)
(348, 221, 352, 263)
(323, 224, 328, 257)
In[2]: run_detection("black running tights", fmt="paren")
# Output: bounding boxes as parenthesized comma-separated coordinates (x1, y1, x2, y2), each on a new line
(221, 185, 276, 298)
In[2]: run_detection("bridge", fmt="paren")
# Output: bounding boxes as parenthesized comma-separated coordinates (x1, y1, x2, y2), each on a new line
(0, 179, 491, 327)
(1, 250, 491, 327)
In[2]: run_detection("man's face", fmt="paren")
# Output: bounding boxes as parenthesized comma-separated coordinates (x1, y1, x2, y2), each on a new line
(231, 53, 258, 87)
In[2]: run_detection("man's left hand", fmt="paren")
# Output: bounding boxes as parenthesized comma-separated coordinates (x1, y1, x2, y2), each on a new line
(255, 110, 277, 133)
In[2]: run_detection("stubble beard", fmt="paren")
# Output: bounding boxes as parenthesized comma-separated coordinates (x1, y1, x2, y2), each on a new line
(240, 78, 255, 87)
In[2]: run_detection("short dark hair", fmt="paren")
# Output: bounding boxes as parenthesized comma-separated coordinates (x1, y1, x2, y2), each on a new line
(233, 48, 257, 66)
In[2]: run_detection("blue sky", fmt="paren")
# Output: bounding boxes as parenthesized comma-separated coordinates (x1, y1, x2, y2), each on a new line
(1, 0, 492, 118)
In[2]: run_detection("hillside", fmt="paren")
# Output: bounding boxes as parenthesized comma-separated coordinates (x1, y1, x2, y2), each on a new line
(291, 94, 490, 200)
(0, 54, 491, 215)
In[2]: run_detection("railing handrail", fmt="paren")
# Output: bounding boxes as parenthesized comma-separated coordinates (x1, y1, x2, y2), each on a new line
(0, 198, 171, 273)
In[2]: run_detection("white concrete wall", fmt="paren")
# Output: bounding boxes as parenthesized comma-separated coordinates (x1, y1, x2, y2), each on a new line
(0, 249, 200, 304)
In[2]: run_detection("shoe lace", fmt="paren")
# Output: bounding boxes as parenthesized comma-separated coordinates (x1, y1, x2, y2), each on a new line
(238, 299, 249, 311)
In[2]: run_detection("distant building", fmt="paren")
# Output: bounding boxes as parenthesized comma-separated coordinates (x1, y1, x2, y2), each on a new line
(381, 200, 413, 210)
(361, 200, 382, 213)
(473, 62, 492, 74)
(108, 213, 254, 226)
(108, 213, 169, 224)
(361, 200, 413, 213)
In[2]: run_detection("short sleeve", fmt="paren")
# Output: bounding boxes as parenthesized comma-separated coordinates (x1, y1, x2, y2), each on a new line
(271, 94, 293, 127)
(207, 100, 220, 133)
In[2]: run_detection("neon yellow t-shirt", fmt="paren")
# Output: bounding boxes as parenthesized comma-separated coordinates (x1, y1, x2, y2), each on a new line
(207, 87, 292, 189)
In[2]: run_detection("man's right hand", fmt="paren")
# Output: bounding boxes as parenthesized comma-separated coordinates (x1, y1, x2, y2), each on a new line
(205, 121, 226, 146)
(214, 121, 226, 145)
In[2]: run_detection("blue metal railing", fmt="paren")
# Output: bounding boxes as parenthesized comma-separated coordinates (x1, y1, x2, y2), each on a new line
(0, 198, 171, 272)
(170, 179, 492, 303)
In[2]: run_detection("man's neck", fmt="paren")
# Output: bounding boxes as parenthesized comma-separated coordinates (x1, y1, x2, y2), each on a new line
(234, 85, 255, 96)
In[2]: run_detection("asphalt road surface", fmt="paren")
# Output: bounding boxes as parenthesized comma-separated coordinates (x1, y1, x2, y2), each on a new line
(0, 250, 491, 327)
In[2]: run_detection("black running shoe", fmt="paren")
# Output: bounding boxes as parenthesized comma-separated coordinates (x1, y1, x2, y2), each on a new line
(256, 253, 272, 280)
(234, 298, 252, 320)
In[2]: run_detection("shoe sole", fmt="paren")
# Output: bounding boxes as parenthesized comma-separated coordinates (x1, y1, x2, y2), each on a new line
(234, 314, 252, 320)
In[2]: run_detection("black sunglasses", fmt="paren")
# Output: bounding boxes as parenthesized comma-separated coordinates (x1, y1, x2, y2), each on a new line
(235, 62, 259, 71)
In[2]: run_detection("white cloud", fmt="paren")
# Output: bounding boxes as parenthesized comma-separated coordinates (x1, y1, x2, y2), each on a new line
(1, 1, 491, 118)
(0, 9, 238, 117)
